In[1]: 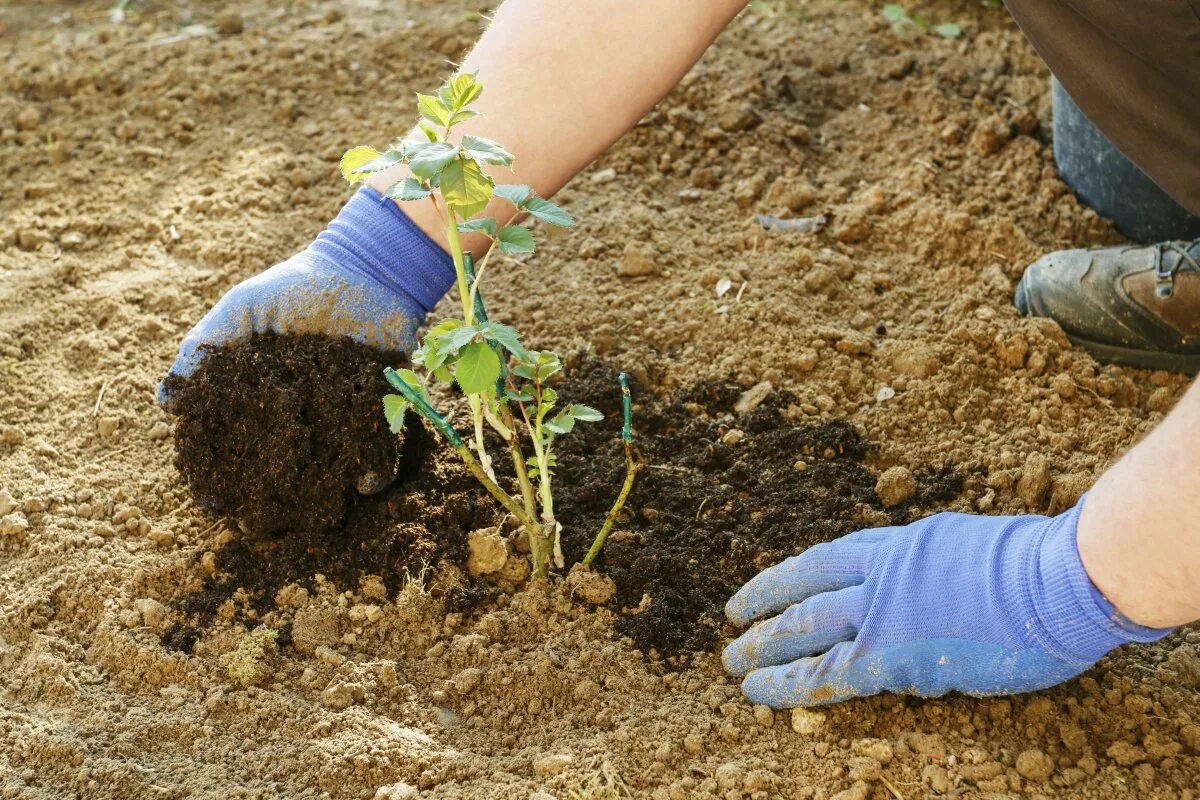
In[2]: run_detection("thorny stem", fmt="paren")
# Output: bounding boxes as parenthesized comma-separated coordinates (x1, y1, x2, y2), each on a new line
(582, 374, 639, 568)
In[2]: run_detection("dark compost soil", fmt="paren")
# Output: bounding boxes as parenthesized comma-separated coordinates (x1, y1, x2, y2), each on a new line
(167, 335, 961, 661)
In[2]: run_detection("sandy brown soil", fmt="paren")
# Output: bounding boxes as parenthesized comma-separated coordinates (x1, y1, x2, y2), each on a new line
(2, 1, 1199, 798)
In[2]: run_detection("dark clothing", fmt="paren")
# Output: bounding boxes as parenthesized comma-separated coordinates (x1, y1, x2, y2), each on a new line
(1052, 78, 1200, 242)
(1005, 0, 1200, 217)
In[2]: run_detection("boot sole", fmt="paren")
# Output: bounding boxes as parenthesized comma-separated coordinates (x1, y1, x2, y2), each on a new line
(1064, 333, 1200, 375)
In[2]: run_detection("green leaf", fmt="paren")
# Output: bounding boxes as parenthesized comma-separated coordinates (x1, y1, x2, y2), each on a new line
(933, 22, 961, 38)
(448, 108, 480, 127)
(478, 321, 530, 360)
(441, 157, 494, 218)
(408, 142, 460, 181)
(458, 217, 497, 238)
(523, 196, 574, 228)
(496, 224, 535, 254)
(383, 394, 409, 433)
(545, 410, 576, 436)
(571, 404, 604, 423)
(416, 93, 451, 127)
(426, 318, 465, 339)
(432, 365, 454, 384)
(454, 341, 502, 395)
(493, 183, 532, 208)
(386, 178, 432, 202)
(505, 387, 534, 402)
(536, 352, 563, 381)
(462, 135, 514, 167)
(440, 72, 483, 110)
(881, 4, 907, 22)
(340, 146, 382, 183)
(511, 362, 535, 380)
(418, 122, 441, 143)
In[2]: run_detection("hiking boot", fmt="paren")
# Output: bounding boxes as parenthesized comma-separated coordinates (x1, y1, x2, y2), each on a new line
(1014, 239, 1200, 373)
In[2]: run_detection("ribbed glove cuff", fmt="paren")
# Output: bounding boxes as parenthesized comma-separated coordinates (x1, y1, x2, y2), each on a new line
(1032, 500, 1172, 664)
(309, 186, 455, 315)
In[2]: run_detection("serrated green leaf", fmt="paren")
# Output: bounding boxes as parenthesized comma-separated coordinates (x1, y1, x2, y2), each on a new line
(462, 135, 514, 167)
(383, 394, 409, 433)
(497, 224, 535, 254)
(340, 146, 382, 183)
(478, 321, 530, 360)
(416, 93, 451, 127)
(545, 411, 575, 436)
(426, 318, 465, 340)
(458, 217, 497, 237)
(523, 196, 574, 228)
(493, 183, 532, 208)
(418, 122, 441, 143)
(408, 142, 460, 181)
(440, 72, 483, 110)
(571, 404, 604, 422)
(433, 365, 454, 383)
(536, 352, 562, 381)
(454, 341, 502, 395)
(506, 387, 534, 402)
(441, 157, 494, 218)
(448, 108, 480, 127)
(511, 363, 536, 380)
(386, 178, 432, 201)
(933, 22, 961, 38)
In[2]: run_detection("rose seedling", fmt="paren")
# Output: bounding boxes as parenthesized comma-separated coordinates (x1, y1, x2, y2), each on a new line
(341, 73, 638, 579)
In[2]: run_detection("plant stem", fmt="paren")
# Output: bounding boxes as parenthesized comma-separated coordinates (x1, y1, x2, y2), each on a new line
(444, 213, 473, 324)
(582, 445, 638, 568)
(582, 373, 639, 568)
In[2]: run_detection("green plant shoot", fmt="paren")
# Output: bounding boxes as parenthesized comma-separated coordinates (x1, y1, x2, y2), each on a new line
(341, 73, 638, 579)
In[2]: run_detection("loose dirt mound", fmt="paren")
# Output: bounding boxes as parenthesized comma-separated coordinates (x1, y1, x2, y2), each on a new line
(2, 1, 1198, 798)
(167, 334, 406, 536)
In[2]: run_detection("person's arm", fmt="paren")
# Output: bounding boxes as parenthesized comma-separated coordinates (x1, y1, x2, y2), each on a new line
(722, 386, 1196, 708)
(1079, 378, 1200, 627)
(367, 0, 750, 256)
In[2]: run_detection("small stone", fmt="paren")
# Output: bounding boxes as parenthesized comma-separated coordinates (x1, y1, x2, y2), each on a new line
(591, 167, 617, 184)
(922, 764, 952, 793)
(764, 178, 816, 212)
(718, 103, 759, 132)
(875, 466, 916, 508)
(348, 603, 382, 623)
(216, 11, 244, 35)
(734, 381, 773, 415)
(0, 512, 29, 537)
(97, 416, 120, 439)
(373, 782, 418, 800)
(852, 739, 893, 764)
(846, 757, 881, 782)
(1017, 453, 1052, 507)
(753, 704, 774, 727)
(314, 645, 346, 667)
(451, 667, 483, 694)
(320, 682, 356, 710)
(566, 564, 615, 605)
(1015, 749, 1055, 781)
(532, 753, 573, 777)
(148, 529, 176, 547)
(148, 421, 171, 440)
(59, 231, 87, 250)
(573, 679, 600, 703)
(134, 598, 169, 629)
(793, 460, 808, 472)
(1106, 741, 1146, 766)
(0, 490, 16, 517)
(722, 429, 745, 446)
(15, 105, 40, 131)
(467, 527, 508, 576)
(791, 708, 825, 735)
(715, 763, 745, 790)
(970, 115, 1012, 156)
(617, 242, 657, 277)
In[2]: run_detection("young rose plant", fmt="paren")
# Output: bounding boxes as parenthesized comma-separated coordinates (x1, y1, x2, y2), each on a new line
(340, 73, 638, 579)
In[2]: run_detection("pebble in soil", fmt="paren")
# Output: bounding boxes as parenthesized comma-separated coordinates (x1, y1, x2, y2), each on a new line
(166, 337, 961, 661)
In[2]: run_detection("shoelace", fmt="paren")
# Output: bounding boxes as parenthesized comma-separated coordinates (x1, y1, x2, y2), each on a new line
(1153, 238, 1200, 298)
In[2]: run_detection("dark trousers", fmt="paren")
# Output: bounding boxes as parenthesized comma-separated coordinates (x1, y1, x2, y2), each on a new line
(1053, 78, 1200, 244)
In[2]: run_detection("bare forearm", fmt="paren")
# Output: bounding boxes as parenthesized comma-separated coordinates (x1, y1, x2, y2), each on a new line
(1078, 378, 1200, 628)
(367, 0, 749, 254)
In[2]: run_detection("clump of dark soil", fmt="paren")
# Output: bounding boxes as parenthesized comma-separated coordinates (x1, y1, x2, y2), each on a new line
(165, 334, 407, 537)
(554, 359, 961, 661)
(170, 349, 961, 660)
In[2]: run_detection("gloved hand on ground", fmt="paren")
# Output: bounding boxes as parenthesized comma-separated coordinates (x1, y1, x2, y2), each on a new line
(159, 187, 453, 404)
(723, 501, 1171, 708)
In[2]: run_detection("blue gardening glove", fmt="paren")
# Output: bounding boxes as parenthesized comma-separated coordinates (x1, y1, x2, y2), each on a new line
(159, 186, 453, 403)
(723, 501, 1171, 708)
